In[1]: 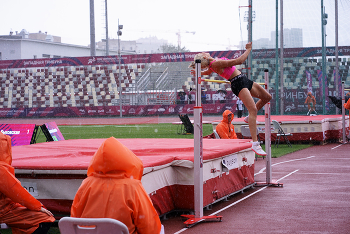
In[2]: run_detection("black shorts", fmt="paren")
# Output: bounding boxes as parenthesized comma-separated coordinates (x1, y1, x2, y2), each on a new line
(230, 74, 253, 97)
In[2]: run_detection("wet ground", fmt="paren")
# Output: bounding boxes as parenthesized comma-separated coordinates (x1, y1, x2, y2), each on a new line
(162, 143, 350, 234)
(3, 116, 350, 233)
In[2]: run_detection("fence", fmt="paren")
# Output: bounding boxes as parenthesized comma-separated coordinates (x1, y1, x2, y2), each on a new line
(0, 47, 349, 118)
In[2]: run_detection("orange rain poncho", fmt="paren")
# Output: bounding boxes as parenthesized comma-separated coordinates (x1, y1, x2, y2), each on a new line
(0, 132, 55, 234)
(216, 110, 238, 139)
(71, 137, 161, 234)
(344, 98, 350, 130)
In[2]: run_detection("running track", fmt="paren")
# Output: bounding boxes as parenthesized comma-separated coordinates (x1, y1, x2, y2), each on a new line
(163, 143, 350, 234)
(2, 116, 350, 233)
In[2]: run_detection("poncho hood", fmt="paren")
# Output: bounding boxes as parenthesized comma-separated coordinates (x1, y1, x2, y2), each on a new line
(87, 137, 143, 180)
(222, 109, 234, 124)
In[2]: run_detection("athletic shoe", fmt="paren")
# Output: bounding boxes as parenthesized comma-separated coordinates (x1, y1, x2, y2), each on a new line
(244, 116, 249, 123)
(251, 143, 267, 156)
(244, 116, 259, 124)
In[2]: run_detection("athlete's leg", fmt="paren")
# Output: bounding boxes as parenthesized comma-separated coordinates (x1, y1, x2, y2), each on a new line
(238, 88, 258, 142)
(239, 89, 266, 155)
(249, 82, 272, 111)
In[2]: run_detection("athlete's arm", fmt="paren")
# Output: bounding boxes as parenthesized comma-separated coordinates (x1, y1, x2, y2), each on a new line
(212, 42, 252, 69)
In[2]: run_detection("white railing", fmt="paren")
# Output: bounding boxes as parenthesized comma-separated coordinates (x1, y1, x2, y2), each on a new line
(155, 67, 168, 89)
(136, 68, 151, 91)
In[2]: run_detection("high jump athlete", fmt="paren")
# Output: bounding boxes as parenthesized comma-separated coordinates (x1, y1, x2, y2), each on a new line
(189, 42, 271, 156)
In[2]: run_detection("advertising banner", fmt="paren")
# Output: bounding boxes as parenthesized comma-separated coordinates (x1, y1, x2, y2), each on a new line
(0, 124, 35, 146)
(44, 122, 65, 141)
(333, 69, 342, 96)
(306, 70, 312, 93)
(0, 46, 349, 69)
(317, 70, 329, 111)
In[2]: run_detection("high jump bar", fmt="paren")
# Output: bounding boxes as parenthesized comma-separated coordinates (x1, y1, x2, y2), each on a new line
(202, 79, 265, 85)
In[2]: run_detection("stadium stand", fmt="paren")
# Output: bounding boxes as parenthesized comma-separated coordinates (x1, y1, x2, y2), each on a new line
(0, 64, 142, 108)
(0, 56, 349, 109)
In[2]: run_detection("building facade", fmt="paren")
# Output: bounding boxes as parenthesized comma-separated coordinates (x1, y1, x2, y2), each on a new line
(1, 30, 169, 60)
(96, 36, 168, 55)
(0, 29, 121, 60)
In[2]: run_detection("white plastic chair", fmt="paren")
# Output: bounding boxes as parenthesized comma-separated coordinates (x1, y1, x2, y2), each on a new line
(213, 129, 221, 139)
(272, 120, 293, 147)
(58, 217, 129, 234)
(0, 223, 9, 234)
(240, 125, 260, 142)
(0, 224, 9, 229)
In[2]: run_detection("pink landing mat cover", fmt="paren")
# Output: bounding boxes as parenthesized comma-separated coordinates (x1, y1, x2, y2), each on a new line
(11, 138, 252, 170)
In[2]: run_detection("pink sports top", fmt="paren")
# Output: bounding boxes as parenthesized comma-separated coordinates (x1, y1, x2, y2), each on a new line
(209, 57, 236, 80)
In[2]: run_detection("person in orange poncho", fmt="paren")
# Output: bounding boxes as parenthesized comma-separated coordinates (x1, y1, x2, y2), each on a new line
(344, 97, 350, 131)
(71, 137, 162, 234)
(216, 110, 238, 139)
(0, 132, 55, 234)
(305, 92, 317, 115)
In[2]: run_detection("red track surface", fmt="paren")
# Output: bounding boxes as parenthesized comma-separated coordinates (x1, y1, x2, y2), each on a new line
(163, 143, 350, 234)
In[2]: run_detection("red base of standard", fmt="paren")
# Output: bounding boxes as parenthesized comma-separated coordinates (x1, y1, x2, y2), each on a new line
(181, 214, 223, 228)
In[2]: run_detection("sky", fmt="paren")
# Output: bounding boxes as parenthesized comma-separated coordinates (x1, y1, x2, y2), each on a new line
(1, 0, 349, 53)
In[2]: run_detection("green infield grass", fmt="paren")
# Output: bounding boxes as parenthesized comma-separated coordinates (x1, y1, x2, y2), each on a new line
(32, 123, 312, 158)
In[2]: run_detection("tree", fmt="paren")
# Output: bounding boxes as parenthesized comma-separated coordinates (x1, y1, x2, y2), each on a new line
(160, 44, 190, 53)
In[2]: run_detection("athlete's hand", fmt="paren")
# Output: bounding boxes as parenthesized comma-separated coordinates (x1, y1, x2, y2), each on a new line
(40, 207, 54, 217)
(190, 69, 195, 75)
(246, 42, 252, 50)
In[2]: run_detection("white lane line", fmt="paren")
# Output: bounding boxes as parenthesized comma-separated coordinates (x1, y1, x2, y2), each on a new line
(174, 169, 299, 234)
(327, 158, 350, 160)
(331, 144, 343, 150)
(255, 156, 315, 176)
(298, 173, 345, 175)
(275, 169, 299, 182)
(69, 125, 150, 128)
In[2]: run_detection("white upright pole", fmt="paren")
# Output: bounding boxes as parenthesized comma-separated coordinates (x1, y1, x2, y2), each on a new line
(342, 82, 345, 143)
(247, 0, 253, 80)
(264, 69, 272, 184)
(194, 59, 203, 218)
(183, 60, 222, 227)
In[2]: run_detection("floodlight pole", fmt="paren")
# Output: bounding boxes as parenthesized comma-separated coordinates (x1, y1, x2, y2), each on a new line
(279, 0, 284, 115)
(321, 0, 327, 115)
(275, 0, 279, 115)
(105, 0, 109, 56)
(335, 0, 339, 115)
(118, 19, 123, 117)
(89, 0, 96, 56)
